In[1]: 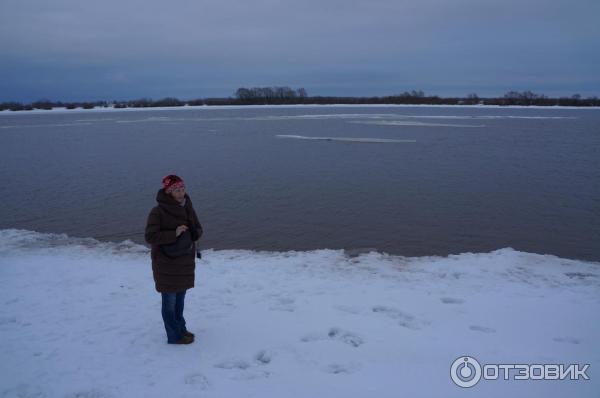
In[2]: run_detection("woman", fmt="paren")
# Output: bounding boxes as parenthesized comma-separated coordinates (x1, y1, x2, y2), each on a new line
(145, 174, 203, 345)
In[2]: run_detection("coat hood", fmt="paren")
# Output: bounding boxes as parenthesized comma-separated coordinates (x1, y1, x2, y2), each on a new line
(155, 188, 193, 220)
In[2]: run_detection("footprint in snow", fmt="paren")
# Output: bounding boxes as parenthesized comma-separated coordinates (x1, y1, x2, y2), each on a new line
(214, 358, 251, 370)
(334, 304, 362, 314)
(215, 357, 272, 380)
(469, 325, 496, 333)
(324, 363, 360, 374)
(214, 350, 274, 378)
(65, 389, 109, 398)
(184, 373, 210, 389)
(301, 327, 364, 347)
(0, 316, 17, 325)
(553, 336, 581, 344)
(372, 305, 429, 330)
(328, 327, 364, 347)
(440, 297, 464, 304)
(269, 296, 296, 312)
(231, 370, 271, 380)
(255, 349, 274, 365)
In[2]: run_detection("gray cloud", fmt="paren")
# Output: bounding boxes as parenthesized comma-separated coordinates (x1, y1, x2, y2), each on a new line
(1, 0, 599, 101)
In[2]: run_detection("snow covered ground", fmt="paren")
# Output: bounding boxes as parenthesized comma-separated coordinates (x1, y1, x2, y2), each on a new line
(1, 229, 599, 398)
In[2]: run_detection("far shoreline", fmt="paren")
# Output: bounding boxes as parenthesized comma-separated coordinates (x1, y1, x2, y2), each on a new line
(2, 103, 600, 116)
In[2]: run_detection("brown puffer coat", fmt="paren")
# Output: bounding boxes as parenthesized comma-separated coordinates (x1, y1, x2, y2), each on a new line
(144, 188, 203, 293)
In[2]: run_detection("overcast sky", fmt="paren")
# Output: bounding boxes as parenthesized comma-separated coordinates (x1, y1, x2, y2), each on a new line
(1, 0, 599, 102)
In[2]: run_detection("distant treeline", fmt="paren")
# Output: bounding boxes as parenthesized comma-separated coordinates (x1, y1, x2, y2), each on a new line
(1, 87, 599, 111)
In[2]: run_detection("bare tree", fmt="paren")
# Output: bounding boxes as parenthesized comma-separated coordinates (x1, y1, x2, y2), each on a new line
(297, 88, 307, 98)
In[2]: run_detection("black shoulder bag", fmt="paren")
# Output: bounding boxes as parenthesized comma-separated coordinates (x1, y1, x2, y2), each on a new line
(160, 228, 195, 259)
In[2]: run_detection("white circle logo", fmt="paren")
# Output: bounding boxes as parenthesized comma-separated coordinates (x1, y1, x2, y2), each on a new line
(451, 356, 482, 388)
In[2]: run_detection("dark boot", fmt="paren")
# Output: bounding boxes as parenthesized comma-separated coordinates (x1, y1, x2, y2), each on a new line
(174, 334, 194, 344)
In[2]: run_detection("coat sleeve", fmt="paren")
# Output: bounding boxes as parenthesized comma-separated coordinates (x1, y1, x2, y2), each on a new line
(191, 207, 203, 241)
(144, 207, 177, 245)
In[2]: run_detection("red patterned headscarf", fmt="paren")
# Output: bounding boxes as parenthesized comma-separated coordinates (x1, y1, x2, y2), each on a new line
(162, 174, 185, 194)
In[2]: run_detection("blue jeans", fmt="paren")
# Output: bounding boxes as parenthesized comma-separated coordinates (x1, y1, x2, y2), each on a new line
(161, 290, 188, 343)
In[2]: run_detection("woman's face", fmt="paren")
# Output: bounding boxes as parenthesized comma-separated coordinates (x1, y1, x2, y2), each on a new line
(170, 186, 185, 203)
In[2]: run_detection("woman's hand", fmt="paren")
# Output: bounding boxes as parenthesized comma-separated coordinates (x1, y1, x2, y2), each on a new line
(175, 225, 188, 237)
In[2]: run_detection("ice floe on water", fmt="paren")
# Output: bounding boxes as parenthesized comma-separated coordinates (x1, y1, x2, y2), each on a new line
(0, 110, 578, 129)
(349, 120, 486, 128)
(276, 134, 416, 143)
(0, 122, 93, 129)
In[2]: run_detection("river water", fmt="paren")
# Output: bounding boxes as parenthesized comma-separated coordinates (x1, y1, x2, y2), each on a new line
(1, 105, 598, 261)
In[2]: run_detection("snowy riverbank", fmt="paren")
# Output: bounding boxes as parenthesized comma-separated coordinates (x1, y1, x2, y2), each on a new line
(1, 229, 599, 397)
(2, 103, 600, 116)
